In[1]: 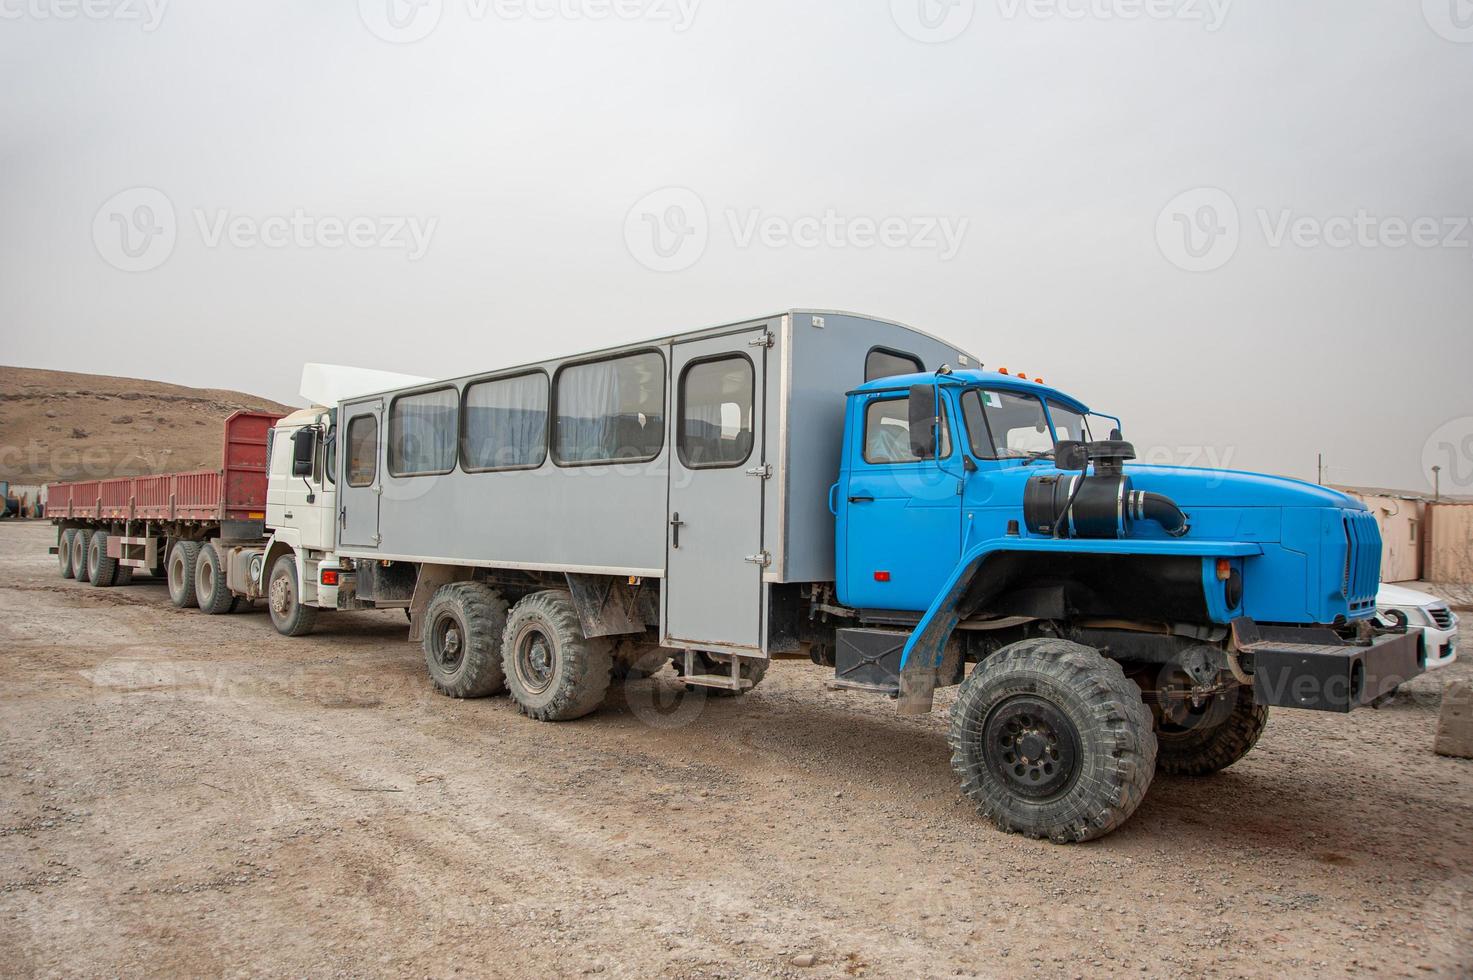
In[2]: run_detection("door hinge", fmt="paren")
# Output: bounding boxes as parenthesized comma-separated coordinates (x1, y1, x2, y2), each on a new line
(744, 550, 771, 567)
(745, 463, 772, 479)
(748, 330, 774, 348)
(372, 533, 382, 545)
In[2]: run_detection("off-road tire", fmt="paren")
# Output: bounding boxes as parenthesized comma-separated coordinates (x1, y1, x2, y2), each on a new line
(167, 540, 200, 608)
(70, 530, 91, 586)
(423, 582, 509, 697)
(502, 590, 612, 721)
(949, 638, 1157, 843)
(59, 529, 76, 578)
(1154, 684, 1268, 777)
(194, 542, 234, 614)
(674, 651, 769, 697)
(86, 532, 119, 587)
(267, 554, 318, 637)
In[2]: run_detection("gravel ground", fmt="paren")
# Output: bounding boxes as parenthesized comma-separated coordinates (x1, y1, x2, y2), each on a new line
(1, 521, 1469, 978)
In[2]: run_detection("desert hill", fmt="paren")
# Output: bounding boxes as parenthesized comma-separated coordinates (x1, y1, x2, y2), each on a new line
(0, 365, 295, 484)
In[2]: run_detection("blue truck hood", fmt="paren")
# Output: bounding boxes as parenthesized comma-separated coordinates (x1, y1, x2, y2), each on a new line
(1118, 464, 1365, 511)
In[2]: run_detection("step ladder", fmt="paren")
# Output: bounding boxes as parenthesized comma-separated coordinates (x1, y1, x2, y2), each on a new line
(678, 650, 755, 692)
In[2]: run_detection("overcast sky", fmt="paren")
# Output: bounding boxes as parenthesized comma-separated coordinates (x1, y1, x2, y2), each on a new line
(2, 0, 1470, 492)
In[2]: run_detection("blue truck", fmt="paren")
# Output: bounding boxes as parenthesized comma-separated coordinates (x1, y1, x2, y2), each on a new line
(56, 312, 1423, 843)
(831, 364, 1419, 841)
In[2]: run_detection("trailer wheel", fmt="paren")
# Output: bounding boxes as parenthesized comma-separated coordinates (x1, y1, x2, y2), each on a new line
(267, 554, 318, 637)
(59, 529, 77, 578)
(1154, 684, 1268, 777)
(502, 590, 612, 721)
(194, 542, 234, 614)
(70, 530, 91, 585)
(423, 582, 509, 698)
(86, 532, 119, 587)
(948, 638, 1157, 843)
(167, 541, 200, 608)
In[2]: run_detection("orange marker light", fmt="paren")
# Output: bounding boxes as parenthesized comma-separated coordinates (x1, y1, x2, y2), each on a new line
(999, 367, 1009, 375)
(1018, 373, 1029, 381)
(1216, 559, 1231, 581)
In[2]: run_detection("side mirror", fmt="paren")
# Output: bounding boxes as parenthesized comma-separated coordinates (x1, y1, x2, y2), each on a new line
(1055, 441, 1088, 471)
(907, 383, 937, 459)
(291, 427, 316, 478)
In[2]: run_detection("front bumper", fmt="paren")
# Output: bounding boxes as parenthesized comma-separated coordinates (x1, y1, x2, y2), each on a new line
(1231, 618, 1424, 713)
(1418, 625, 1459, 671)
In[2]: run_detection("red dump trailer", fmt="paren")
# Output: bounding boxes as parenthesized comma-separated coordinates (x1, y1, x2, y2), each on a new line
(47, 410, 282, 591)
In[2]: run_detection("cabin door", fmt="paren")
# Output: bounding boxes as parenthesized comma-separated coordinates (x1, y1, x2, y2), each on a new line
(663, 330, 768, 652)
(338, 402, 383, 549)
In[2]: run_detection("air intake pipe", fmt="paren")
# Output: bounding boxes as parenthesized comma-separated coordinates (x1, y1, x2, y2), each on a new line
(1022, 440, 1190, 539)
(1130, 491, 1189, 537)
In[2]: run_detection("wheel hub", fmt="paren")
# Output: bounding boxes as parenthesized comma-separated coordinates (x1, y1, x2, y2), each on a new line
(438, 624, 463, 668)
(269, 576, 292, 614)
(515, 628, 556, 694)
(983, 695, 1081, 801)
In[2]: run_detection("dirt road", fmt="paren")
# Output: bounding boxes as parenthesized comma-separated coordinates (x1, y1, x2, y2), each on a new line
(1, 522, 1469, 978)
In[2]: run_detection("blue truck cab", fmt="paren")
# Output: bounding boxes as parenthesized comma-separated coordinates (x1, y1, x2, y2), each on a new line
(827, 367, 1422, 842)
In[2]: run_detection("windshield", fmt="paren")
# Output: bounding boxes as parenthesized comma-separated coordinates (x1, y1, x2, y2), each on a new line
(962, 389, 1055, 458)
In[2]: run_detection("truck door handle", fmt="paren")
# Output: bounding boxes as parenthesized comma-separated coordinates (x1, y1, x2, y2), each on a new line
(848, 495, 875, 504)
(670, 512, 685, 548)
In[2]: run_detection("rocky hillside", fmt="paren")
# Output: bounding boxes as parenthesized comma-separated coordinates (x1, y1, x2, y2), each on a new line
(0, 366, 294, 484)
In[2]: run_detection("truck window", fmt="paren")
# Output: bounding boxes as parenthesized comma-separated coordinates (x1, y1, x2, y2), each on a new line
(961, 389, 1053, 458)
(346, 415, 378, 487)
(462, 371, 549, 471)
(1046, 401, 1091, 443)
(678, 355, 754, 469)
(863, 396, 950, 464)
(865, 348, 922, 382)
(554, 350, 665, 465)
(389, 387, 458, 477)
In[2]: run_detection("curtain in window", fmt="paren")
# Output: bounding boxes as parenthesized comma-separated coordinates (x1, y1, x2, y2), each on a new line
(556, 352, 664, 463)
(391, 388, 457, 475)
(464, 373, 547, 469)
